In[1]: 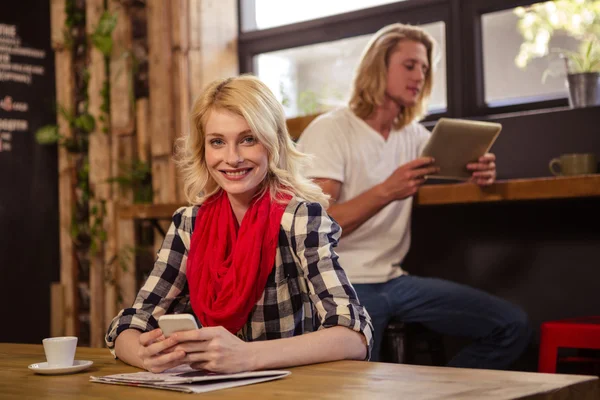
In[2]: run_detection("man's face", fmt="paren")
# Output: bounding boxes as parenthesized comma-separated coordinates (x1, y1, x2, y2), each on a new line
(385, 40, 429, 107)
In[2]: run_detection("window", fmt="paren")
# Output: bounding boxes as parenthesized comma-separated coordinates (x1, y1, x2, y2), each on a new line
(240, 0, 404, 32)
(240, 0, 578, 119)
(255, 21, 447, 118)
(482, 4, 585, 107)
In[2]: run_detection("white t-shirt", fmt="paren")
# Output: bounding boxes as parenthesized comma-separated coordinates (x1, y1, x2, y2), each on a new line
(297, 107, 431, 284)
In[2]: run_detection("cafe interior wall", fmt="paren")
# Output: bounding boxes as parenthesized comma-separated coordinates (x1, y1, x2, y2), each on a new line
(0, 0, 59, 343)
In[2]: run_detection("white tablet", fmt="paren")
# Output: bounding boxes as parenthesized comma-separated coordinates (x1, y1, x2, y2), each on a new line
(420, 118, 502, 180)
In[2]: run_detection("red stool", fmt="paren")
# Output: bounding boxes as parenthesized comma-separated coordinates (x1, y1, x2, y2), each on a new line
(538, 316, 600, 373)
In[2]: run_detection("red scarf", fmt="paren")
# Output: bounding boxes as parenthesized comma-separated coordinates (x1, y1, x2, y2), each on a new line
(186, 190, 290, 334)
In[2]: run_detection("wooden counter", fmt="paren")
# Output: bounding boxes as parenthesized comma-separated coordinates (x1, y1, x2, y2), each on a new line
(118, 175, 600, 220)
(2, 343, 598, 399)
(417, 174, 600, 206)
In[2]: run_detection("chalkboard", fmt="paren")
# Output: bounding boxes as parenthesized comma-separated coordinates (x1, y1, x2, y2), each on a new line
(0, 1, 59, 343)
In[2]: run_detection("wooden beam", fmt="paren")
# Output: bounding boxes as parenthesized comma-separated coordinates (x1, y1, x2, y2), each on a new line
(172, 49, 189, 203)
(416, 175, 600, 206)
(108, 0, 136, 323)
(119, 203, 184, 219)
(172, 0, 191, 202)
(188, 0, 238, 102)
(151, 155, 176, 204)
(50, 0, 66, 49)
(109, 0, 134, 136)
(115, 136, 137, 310)
(50, 283, 65, 338)
(51, 0, 78, 338)
(87, 0, 109, 348)
(135, 98, 150, 163)
(171, 0, 189, 53)
(147, 0, 174, 158)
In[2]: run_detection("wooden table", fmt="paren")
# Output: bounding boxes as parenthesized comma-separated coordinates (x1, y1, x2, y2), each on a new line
(1, 343, 598, 399)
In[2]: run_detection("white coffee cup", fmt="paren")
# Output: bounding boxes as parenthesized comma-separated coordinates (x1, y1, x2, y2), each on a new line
(42, 336, 78, 367)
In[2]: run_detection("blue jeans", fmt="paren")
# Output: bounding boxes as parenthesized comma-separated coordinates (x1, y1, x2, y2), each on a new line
(353, 275, 531, 369)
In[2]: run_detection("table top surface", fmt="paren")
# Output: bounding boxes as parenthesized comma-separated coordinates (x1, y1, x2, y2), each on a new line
(1, 343, 598, 400)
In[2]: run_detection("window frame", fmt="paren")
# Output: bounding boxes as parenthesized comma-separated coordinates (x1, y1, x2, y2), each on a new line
(460, 0, 569, 117)
(237, 0, 569, 120)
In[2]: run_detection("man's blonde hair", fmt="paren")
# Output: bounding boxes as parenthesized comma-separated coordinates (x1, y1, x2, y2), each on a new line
(349, 23, 435, 130)
(176, 75, 329, 207)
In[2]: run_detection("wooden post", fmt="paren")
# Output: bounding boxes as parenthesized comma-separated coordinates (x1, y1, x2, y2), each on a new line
(147, 0, 176, 274)
(147, 0, 175, 162)
(50, 283, 65, 338)
(87, 0, 110, 348)
(188, 0, 239, 102)
(50, 0, 78, 338)
(171, 0, 190, 202)
(135, 98, 150, 163)
(109, 0, 137, 312)
(115, 136, 137, 309)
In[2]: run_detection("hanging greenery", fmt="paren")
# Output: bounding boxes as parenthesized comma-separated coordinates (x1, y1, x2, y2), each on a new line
(35, 1, 150, 292)
(108, 160, 153, 204)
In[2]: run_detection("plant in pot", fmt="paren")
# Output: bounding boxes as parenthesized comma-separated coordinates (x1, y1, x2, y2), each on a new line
(514, 0, 600, 108)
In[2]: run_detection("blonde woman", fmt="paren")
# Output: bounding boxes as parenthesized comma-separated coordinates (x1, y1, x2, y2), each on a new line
(106, 75, 373, 373)
(297, 23, 530, 369)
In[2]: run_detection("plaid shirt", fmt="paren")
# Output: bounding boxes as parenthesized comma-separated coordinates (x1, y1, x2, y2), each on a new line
(106, 197, 374, 359)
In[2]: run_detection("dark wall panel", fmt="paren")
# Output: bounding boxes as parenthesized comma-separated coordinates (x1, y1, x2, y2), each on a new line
(489, 105, 600, 179)
(0, 1, 58, 343)
(408, 106, 600, 370)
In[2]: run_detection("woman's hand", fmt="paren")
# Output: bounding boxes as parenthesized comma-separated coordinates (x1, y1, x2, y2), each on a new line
(467, 153, 496, 186)
(171, 326, 254, 373)
(137, 329, 186, 373)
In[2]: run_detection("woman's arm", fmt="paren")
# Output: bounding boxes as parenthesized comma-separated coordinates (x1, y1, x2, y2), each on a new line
(171, 325, 365, 373)
(248, 325, 366, 369)
(107, 207, 196, 370)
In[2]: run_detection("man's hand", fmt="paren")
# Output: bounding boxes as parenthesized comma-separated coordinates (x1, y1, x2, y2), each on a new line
(137, 329, 186, 373)
(380, 157, 439, 201)
(467, 153, 496, 186)
(172, 326, 254, 373)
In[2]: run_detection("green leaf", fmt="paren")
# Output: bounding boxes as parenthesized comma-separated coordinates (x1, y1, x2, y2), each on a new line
(35, 125, 60, 145)
(74, 113, 95, 132)
(95, 11, 118, 37)
(92, 34, 113, 56)
(91, 11, 118, 56)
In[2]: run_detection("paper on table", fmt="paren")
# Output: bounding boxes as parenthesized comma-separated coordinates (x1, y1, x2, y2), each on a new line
(90, 365, 291, 394)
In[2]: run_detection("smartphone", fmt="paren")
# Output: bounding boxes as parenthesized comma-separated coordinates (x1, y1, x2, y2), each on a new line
(158, 314, 199, 338)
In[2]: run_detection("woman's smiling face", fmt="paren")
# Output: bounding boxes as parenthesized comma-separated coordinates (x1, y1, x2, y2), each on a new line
(204, 108, 269, 204)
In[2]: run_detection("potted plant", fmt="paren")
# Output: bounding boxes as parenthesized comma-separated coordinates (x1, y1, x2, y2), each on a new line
(514, 0, 600, 108)
(560, 38, 600, 107)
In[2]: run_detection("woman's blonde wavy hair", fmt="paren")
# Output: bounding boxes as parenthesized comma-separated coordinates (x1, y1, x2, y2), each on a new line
(176, 75, 329, 208)
(349, 23, 435, 130)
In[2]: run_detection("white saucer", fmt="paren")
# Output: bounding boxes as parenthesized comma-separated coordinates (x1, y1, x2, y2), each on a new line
(28, 360, 94, 375)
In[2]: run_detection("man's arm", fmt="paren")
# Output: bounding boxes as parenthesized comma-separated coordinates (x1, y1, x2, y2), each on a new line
(316, 157, 439, 236)
(317, 178, 391, 236)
